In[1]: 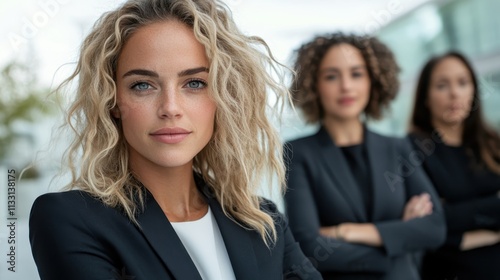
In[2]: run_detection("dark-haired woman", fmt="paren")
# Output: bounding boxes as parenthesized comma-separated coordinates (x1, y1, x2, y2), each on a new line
(409, 51, 500, 280)
(284, 32, 446, 280)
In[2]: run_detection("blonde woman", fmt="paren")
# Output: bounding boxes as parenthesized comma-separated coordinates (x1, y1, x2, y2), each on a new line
(28, 0, 321, 279)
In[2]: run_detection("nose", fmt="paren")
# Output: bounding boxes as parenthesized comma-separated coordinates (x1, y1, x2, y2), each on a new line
(448, 84, 462, 99)
(157, 87, 182, 119)
(340, 74, 352, 92)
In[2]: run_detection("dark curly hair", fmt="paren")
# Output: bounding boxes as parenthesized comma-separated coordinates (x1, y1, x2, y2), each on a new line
(290, 32, 400, 123)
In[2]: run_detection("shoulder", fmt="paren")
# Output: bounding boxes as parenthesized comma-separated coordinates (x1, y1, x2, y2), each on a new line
(258, 197, 280, 215)
(366, 129, 401, 145)
(29, 191, 107, 246)
(258, 197, 288, 230)
(31, 190, 103, 213)
(367, 129, 412, 152)
(29, 190, 135, 250)
(407, 131, 429, 145)
(285, 133, 319, 151)
(284, 132, 322, 163)
(30, 190, 117, 227)
(258, 197, 282, 223)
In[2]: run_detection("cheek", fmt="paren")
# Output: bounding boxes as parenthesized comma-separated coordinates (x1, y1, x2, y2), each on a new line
(361, 82, 371, 103)
(427, 91, 446, 111)
(319, 95, 336, 114)
(201, 102, 217, 129)
(189, 96, 216, 132)
(317, 78, 334, 94)
(317, 84, 338, 108)
(355, 79, 371, 110)
(117, 102, 151, 138)
(463, 88, 475, 107)
(117, 101, 135, 120)
(117, 96, 154, 121)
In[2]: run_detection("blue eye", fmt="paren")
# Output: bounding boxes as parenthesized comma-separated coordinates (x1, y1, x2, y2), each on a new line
(131, 82, 152, 91)
(185, 80, 207, 89)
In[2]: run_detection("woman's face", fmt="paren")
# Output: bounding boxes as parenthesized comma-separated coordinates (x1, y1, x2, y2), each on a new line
(316, 43, 371, 122)
(114, 20, 216, 172)
(427, 56, 474, 126)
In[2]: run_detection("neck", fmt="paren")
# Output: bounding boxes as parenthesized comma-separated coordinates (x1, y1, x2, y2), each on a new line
(323, 116, 364, 146)
(132, 161, 207, 222)
(433, 120, 463, 146)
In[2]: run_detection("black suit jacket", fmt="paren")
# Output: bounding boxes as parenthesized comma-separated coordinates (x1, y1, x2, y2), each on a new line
(29, 178, 322, 280)
(408, 133, 500, 280)
(284, 127, 446, 280)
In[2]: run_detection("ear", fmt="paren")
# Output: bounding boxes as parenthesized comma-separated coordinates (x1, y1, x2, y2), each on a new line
(111, 107, 121, 118)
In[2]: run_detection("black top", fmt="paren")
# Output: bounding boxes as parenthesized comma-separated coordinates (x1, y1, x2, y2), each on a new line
(340, 143, 373, 219)
(408, 133, 500, 280)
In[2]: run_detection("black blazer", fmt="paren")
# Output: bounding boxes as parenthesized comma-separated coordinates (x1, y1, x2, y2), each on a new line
(284, 127, 446, 280)
(408, 133, 500, 280)
(29, 178, 322, 280)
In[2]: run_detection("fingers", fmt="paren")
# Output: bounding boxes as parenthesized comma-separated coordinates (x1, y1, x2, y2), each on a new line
(405, 195, 420, 209)
(418, 197, 433, 217)
(403, 193, 433, 221)
(415, 193, 433, 215)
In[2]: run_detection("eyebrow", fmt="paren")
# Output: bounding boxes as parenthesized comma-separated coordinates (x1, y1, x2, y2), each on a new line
(122, 67, 209, 78)
(320, 65, 366, 73)
(178, 67, 209, 77)
(122, 69, 159, 78)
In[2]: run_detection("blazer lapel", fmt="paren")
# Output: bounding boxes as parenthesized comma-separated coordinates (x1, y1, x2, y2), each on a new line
(366, 130, 405, 221)
(136, 190, 203, 280)
(206, 195, 261, 280)
(317, 127, 367, 221)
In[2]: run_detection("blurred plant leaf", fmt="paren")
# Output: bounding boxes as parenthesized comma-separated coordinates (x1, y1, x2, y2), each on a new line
(0, 60, 55, 165)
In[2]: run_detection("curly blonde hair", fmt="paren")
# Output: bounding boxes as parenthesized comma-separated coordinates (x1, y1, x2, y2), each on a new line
(59, 0, 289, 245)
(290, 32, 400, 123)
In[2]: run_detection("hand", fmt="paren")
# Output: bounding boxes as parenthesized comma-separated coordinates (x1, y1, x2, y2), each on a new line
(319, 225, 341, 239)
(461, 229, 500, 251)
(320, 223, 382, 247)
(319, 224, 360, 241)
(319, 224, 352, 240)
(403, 193, 433, 221)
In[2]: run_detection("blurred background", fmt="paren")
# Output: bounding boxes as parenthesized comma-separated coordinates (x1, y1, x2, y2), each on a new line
(1, 0, 499, 279)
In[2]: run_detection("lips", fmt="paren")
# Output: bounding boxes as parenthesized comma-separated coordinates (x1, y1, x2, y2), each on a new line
(338, 97, 356, 105)
(150, 127, 191, 144)
(449, 104, 463, 110)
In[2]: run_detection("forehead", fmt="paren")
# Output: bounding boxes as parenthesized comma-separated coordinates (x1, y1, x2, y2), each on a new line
(320, 43, 366, 68)
(432, 57, 470, 79)
(116, 20, 209, 75)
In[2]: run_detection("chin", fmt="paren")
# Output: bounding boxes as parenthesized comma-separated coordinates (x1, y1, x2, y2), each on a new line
(335, 110, 363, 121)
(148, 153, 197, 169)
(441, 118, 464, 126)
(156, 160, 194, 169)
(442, 113, 468, 124)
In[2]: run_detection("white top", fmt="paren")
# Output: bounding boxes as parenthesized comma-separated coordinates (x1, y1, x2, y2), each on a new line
(171, 206, 236, 280)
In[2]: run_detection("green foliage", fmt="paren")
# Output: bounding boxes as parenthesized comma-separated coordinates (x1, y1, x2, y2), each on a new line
(0, 61, 54, 165)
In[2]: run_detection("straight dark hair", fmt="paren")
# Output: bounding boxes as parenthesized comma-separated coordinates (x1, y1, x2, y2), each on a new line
(410, 51, 500, 174)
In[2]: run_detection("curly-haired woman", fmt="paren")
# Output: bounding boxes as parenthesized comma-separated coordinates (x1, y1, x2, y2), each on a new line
(284, 32, 445, 280)
(28, 1, 321, 279)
